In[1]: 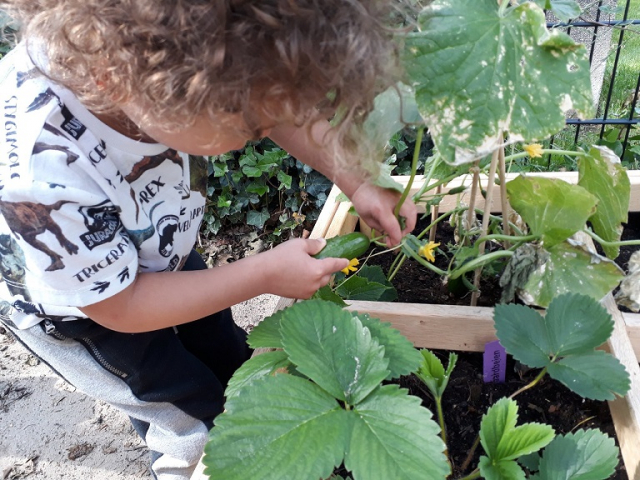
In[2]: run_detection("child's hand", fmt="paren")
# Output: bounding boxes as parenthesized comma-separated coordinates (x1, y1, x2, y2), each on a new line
(349, 183, 417, 247)
(260, 238, 349, 299)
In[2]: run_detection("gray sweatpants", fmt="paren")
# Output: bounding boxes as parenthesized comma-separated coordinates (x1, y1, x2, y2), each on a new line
(3, 251, 252, 479)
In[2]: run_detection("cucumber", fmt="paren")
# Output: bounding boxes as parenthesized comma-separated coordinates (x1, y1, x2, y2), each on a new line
(313, 232, 371, 260)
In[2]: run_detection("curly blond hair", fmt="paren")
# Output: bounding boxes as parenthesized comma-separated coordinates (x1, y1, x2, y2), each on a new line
(2, 0, 402, 168)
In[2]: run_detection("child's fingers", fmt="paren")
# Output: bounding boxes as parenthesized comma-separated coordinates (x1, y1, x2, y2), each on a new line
(306, 238, 327, 256)
(318, 257, 350, 274)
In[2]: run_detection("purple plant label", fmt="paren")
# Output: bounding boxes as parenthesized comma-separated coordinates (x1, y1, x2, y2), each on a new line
(483, 340, 506, 383)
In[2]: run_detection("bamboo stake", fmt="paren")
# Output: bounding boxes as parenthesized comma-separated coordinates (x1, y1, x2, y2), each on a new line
(429, 185, 442, 243)
(498, 144, 511, 249)
(464, 162, 481, 247)
(470, 143, 501, 306)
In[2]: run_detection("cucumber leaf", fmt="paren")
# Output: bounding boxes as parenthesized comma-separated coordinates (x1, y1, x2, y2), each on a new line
(578, 145, 630, 259)
(405, 0, 592, 164)
(506, 175, 598, 248)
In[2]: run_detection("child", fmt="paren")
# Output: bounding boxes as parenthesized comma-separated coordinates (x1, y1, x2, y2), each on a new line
(0, 1, 417, 478)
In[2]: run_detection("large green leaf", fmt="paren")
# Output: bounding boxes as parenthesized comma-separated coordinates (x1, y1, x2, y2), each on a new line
(494, 303, 553, 368)
(547, 351, 630, 401)
(203, 375, 349, 480)
(518, 241, 623, 308)
(537, 429, 619, 480)
(544, 293, 613, 356)
(506, 175, 598, 248)
(280, 300, 389, 404)
(405, 0, 592, 165)
(364, 83, 422, 151)
(247, 309, 285, 349)
(578, 146, 630, 259)
(354, 312, 422, 380)
(225, 350, 290, 398)
(480, 398, 555, 462)
(345, 384, 449, 480)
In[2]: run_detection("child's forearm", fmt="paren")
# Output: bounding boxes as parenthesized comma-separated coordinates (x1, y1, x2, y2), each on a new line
(79, 254, 270, 333)
(79, 238, 347, 333)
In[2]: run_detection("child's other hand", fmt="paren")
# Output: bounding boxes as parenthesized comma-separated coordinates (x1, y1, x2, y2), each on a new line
(261, 238, 349, 299)
(350, 183, 417, 247)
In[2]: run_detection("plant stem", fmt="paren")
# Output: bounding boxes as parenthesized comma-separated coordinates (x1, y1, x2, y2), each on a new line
(583, 228, 640, 247)
(465, 163, 481, 247)
(387, 254, 407, 283)
(435, 396, 447, 447)
(498, 144, 510, 248)
(404, 244, 448, 276)
(460, 436, 481, 475)
(449, 250, 514, 279)
(457, 469, 481, 480)
(473, 234, 538, 247)
(394, 127, 424, 218)
(498, 0, 511, 16)
(509, 367, 548, 399)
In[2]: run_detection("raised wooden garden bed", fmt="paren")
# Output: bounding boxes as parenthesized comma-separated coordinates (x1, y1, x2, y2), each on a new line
(271, 171, 640, 480)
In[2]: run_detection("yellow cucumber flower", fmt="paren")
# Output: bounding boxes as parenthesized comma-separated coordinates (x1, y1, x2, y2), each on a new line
(523, 143, 543, 158)
(341, 258, 359, 275)
(418, 241, 440, 263)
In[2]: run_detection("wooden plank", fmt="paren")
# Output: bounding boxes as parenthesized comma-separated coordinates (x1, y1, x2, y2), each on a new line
(345, 300, 497, 352)
(391, 170, 640, 214)
(603, 295, 640, 480)
(310, 184, 343, 238)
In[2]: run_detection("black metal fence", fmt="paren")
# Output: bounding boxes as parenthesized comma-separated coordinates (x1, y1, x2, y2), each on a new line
(548, 0, 640, 163)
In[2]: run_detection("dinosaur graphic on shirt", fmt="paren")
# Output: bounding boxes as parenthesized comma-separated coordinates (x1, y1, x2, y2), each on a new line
(33, 142, 80, 165)
(125, 149, 184, 183)
(123, 201, 164, 250)
(0, 199, 79, 271)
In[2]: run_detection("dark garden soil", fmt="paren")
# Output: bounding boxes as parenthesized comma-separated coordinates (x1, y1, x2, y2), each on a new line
(361, 211, 640, 479)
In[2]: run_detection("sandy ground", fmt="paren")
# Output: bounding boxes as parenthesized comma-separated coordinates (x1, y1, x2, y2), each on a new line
(0, 294, 279, 480)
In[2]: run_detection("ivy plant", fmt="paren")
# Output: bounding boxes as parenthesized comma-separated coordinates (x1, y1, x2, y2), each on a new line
(203, 140, 332, 241)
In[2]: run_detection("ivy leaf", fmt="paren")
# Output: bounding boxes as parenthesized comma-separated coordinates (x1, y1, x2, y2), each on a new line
(416, 349, 458, 398)
(547, 351, 630, 401)
(246, 208, 270, 228)
(517, 240, 623, 308)
(280, 300, 389, 404)
(480, 398, 555, 462)
(506, 175, 598, 248)
(405, 0, 592, 164)
(479, 457, 526, 480)
(203, 375, 349, 480)
(578, 146, 630, 259)
(225, 350, 290, 398)
(354, 312, 423, 380)
(537, 429, 619, 480)
(345, 384, 449, 480)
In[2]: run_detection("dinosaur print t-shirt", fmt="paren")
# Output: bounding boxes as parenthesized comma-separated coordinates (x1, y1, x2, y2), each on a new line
(0, 45, 209, 329)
